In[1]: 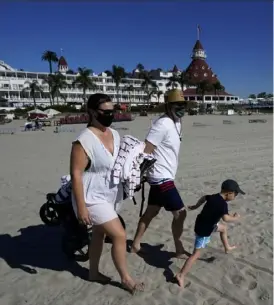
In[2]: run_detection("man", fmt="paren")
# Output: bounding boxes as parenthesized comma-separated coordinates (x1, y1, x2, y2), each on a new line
(131, 89, 189, 258)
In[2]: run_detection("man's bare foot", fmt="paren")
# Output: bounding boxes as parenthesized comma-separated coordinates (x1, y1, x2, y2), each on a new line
(121, 277, 145, 295)
(176, 250, 191, 259)
(175, 242, 191, 259)
(175, 273, 184, 288)
(130, 244, 141, 254)
(89, 272, 112, 284)
(225, 245, 237, 254)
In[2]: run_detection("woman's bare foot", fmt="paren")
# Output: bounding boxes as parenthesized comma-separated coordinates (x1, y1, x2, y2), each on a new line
(225, 245, 237, 254)
(89, 272, 112, 284)
(122, 277, 145, 295)
(175, 273, 185, 288)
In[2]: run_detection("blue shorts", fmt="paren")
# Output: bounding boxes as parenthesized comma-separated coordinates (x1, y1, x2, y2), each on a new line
(147, 180, 184, 212)
(194, 236, 211, 249)
(194, 224, 219, 249)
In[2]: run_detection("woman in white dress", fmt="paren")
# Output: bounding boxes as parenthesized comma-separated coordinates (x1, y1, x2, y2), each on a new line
(70, 93, 144, 294)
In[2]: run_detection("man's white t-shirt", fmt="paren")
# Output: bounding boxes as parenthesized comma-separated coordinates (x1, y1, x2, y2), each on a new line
(146, 114, 181, 181)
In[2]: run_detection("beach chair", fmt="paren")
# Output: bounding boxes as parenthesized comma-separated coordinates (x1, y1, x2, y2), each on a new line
(193, 122, 208, 127)
(248, 119, 267, 123)
(0, 128, 16, 134)
(223, 120, 233, 124)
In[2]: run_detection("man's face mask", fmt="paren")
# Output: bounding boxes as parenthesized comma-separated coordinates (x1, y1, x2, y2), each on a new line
(171, 104, 185, 118)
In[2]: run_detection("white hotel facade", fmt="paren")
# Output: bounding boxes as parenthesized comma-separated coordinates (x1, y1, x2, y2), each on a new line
(0, 60, 173, 107)
(0, 40, 240, 108)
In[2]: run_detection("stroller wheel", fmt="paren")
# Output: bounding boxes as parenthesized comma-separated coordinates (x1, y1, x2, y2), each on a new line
(105, 214, 126, 243)
(62, 234, 90, 262)
(39, 203, 60, 226)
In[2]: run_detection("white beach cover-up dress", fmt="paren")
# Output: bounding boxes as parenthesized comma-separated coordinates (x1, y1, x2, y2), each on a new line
(71, 127, 121, 225)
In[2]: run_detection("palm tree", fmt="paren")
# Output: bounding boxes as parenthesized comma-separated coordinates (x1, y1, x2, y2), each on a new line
(105, 65, 126, 104)
(21, 80, 44, 108)
(44, 73, 67, 105)
(257, 92, 267, 99)
(196, 80, 213, 113)
(124, 84, 134, 111)
(73, 67, 97, 105)
(66, 69, 74, 75)
(41, 50, 58, 74)
(156, 90, 163, 103)
(248, 94, 257, 99)
(166, 74, 179, 89)
(212, 81, 225, 107)
(148, 87, 158, 104)
(140, 72, 158, 105)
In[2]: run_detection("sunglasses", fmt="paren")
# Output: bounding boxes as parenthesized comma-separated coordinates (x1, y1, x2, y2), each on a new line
(97, 109, 115, 115)
(171, 104, 185, 110)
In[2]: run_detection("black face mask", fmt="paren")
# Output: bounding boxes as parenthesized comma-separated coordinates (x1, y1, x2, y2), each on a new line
(96, 110, 114, 127)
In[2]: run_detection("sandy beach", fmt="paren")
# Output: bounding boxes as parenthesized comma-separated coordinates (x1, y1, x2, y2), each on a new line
(0, 114, 273, 305)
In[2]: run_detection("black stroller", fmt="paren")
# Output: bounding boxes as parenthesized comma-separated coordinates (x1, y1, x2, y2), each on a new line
(39, 158, 156, 262)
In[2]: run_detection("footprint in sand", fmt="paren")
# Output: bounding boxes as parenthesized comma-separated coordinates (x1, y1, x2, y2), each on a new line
(231, 274, 245, 286)
(248, 281, 257, 290)
(259, 291, 270, 301)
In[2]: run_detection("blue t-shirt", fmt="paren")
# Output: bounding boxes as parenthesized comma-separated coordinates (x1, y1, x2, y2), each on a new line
(194, 193, 228, 237)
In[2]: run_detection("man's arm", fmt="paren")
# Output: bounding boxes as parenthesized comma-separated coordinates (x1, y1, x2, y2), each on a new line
(188, 195, 207, 210)
(144, 140, 156, 154)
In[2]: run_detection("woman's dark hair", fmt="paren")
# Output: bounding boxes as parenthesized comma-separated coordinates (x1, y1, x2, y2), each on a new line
(86, 93, 112, 126)
(87, 93, 111, 111)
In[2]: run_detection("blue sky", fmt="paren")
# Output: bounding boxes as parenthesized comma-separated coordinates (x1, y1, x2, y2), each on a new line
(1, 1, 272, 97)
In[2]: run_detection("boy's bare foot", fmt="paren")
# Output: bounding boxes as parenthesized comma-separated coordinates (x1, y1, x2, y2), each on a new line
(121, 277, 145, 295)
(89, 272, 112, 284)
(225, 245, 237, 253)
(175, 273, 185, 288)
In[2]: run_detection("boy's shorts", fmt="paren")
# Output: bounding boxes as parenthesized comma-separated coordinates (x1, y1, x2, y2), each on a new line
(147, 180, 184, 212)
(194, 223, 219, 249)
(194, 236, 211, 249)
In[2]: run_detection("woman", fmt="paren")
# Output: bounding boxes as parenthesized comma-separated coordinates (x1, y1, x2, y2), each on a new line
(70, 93, 144, 294)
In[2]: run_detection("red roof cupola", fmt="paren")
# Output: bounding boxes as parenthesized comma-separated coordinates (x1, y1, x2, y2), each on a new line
(58, 54, 68, 74)
(185, 27, 219, 85)
(58, 56, 68, 67)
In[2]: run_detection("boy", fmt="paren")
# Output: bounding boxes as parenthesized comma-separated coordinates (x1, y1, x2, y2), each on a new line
(175, 179, 245, 288)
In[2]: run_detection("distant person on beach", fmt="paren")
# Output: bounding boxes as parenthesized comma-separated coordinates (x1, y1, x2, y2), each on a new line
(70, 93, 144, 294)
(175, 179, 244, 288)
(130, 89, 189, 258)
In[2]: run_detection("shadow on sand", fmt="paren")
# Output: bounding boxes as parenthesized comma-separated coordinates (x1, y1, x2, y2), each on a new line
(0, 224, 87, 277)
(0, 224, 128, 291)
(126, 240, 216, 283)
